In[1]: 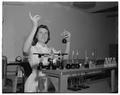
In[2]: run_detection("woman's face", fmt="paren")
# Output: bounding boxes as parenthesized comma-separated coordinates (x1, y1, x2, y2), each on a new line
(37, 28, 48, 43)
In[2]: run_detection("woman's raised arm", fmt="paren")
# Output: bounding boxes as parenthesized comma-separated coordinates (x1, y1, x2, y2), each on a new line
(23, 12, 41, 55)
(62, 30, 71, 59)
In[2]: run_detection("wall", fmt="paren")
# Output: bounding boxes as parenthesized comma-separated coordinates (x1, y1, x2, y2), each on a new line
(2, 2, 117, 62)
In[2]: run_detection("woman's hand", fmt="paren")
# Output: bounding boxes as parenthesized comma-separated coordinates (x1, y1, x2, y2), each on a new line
(48, 48, 62, 64)
(29, 12, 41, 25)
(41, 57, 50, 66)
(61, 30, 71, 42)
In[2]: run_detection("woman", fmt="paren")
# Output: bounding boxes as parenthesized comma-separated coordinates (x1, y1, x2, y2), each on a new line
(23, 12, 71, 92)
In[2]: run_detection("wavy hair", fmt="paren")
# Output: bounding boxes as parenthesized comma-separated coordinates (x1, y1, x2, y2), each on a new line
(32, 25, 50, 46)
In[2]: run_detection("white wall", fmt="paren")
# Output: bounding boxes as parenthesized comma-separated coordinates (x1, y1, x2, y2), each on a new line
(2, 2, 117, 62)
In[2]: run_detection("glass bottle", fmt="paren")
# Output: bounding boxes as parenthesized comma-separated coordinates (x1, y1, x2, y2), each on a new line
(72, 50, 75, 64)
(76, 49, 79, 64)
(84, 50, 89, 68)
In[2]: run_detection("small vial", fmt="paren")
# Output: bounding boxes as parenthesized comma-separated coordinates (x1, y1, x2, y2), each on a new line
(72, 50, 75, 63)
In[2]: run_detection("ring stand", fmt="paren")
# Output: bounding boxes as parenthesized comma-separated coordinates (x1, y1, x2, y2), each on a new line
(33, 53, 68, 70)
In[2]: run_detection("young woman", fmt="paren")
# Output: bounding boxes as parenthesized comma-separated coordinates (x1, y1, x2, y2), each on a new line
(23, 12, 71, 92)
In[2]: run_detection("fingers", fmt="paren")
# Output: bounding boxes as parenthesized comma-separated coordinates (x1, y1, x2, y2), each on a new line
(61, 30, 68, 36)
(64, 31, 71, 38)
(29, 12, 40, 21)
(29, 12, 33, 19)
(34, 15, 40, 18)
(61, 31, 71, 40)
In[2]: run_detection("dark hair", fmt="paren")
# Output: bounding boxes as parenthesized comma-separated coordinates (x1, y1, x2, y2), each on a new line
(32, 25, 50, 46)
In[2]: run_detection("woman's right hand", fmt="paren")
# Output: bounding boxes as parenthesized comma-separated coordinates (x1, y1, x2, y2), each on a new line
(29, 12, 41, 25)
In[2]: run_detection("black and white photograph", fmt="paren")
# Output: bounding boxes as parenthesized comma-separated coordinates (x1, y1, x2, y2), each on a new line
(2, 1, 118, 93)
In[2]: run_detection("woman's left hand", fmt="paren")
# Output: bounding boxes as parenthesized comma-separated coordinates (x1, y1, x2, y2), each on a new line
(62, 30, 71, 42)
